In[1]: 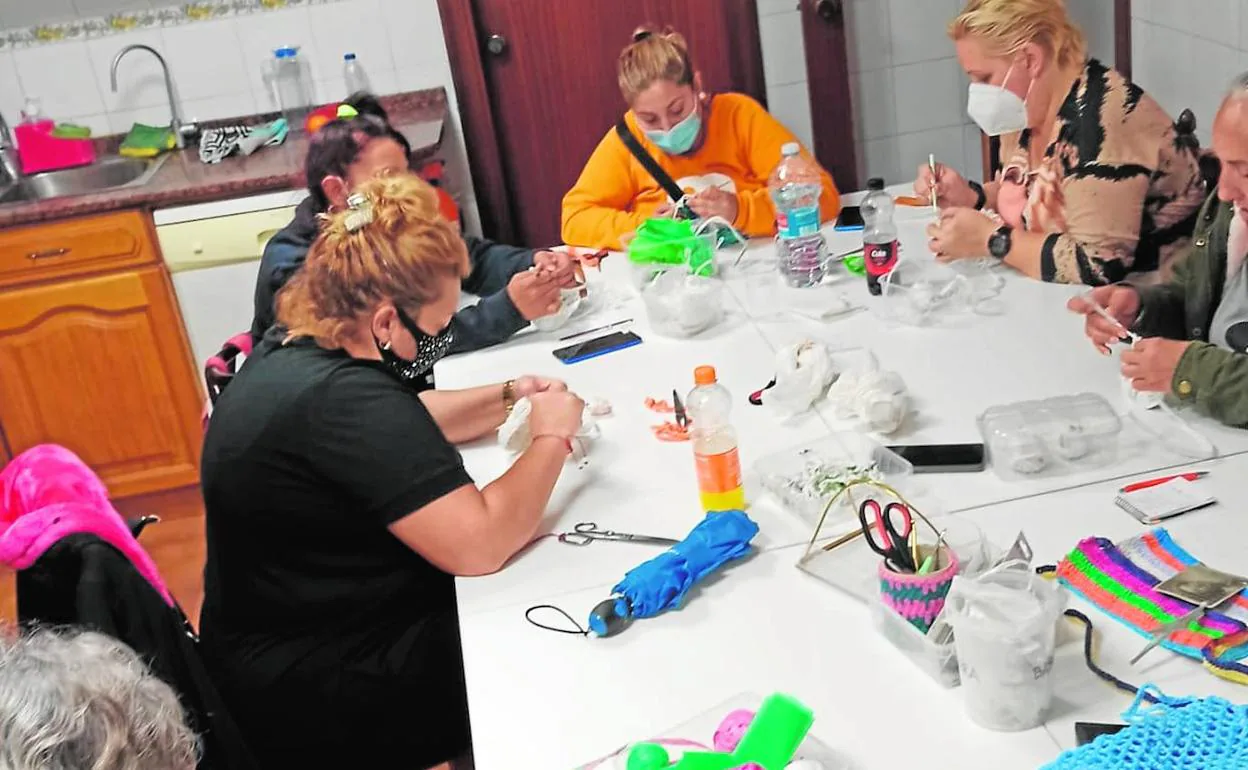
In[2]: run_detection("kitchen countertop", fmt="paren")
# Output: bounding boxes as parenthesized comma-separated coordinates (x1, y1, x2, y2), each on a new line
(0, 89, 447, 229)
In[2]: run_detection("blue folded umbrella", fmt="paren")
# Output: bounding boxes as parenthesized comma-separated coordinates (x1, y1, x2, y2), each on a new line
(589, 510, 758, 635)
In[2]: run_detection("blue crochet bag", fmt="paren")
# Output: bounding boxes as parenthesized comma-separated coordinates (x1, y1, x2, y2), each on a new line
(1042, 685, 1248, 769)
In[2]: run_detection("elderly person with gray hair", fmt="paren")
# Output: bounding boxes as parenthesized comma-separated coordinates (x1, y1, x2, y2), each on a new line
(0, 628, 198, 770)
(1069, 72, 1248, 427)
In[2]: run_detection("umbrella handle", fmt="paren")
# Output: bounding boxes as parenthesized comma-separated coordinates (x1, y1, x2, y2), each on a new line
(588, 597, 632, 637)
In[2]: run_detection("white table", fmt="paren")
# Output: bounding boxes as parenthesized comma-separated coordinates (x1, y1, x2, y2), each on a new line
(436, 199, 1248, 768)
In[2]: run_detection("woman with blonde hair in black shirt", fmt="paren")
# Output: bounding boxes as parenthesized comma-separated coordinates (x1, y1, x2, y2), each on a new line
(200, 173, 583, 770)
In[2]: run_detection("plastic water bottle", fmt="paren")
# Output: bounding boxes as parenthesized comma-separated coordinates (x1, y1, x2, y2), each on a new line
(769, 142, 827, 288)
(271, 47, 311, 129)
(343, 53, 370, 94)
(862, 177, 899, 296)
(686, 365, 746, 512)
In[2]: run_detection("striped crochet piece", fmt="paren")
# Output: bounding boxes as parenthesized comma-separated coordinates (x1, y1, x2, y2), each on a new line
(878, 550, 959, 634)
(1057, 529, 1248, 663)
(1042, 685, 1248, 769)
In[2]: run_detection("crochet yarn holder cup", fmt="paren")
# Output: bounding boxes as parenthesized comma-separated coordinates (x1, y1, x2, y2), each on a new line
(877, 545, 959, 634)
(945, 568, 1065, 732)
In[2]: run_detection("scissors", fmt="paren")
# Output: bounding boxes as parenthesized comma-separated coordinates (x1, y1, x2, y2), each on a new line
(557, 522, 679, 548)
(856, 499, 915, 573)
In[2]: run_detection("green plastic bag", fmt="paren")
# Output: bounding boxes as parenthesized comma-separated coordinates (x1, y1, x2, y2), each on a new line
(626, 218, 716, 277)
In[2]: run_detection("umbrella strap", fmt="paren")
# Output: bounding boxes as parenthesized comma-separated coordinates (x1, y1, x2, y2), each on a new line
(525, 604, 589, 636)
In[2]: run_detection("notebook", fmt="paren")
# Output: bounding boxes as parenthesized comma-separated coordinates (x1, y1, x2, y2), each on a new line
(1114, 478, 1216, 524)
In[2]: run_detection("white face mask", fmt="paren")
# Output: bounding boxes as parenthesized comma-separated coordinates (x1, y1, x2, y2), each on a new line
(967, 62, 1031, 137)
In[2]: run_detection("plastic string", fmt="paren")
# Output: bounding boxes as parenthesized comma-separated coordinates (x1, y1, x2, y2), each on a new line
(692, 215, 749, 266)
(525, 605, 589, 636)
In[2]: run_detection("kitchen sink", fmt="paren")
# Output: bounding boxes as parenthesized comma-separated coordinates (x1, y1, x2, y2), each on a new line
(0, 154, 168, 204)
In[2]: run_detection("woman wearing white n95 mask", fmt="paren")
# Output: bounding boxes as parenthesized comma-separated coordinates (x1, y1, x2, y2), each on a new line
(915, 0, 1205, 286)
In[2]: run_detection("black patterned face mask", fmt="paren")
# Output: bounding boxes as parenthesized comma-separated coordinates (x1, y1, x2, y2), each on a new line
(375, 306, 454, 383)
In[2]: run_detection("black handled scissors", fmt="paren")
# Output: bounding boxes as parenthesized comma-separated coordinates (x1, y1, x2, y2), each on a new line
(557, 522, 679, 547)
(857, 499, 915, 572)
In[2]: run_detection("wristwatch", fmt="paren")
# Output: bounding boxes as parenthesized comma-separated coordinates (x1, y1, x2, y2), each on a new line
(988, 225, 1013, 259)
(502, 379, 517, 415)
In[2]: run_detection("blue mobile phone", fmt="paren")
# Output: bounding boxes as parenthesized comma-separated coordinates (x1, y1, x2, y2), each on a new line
(552, 331, 643, 364)
(834, 205, 864, 231)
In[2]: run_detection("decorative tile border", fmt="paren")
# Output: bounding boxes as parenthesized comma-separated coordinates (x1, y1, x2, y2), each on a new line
(0, 0, 350, 49)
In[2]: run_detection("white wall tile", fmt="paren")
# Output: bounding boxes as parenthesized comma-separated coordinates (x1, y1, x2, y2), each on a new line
(160, 20, 251, 102)
(892, 58, 963, 134)
(1241, 2, 1248, 53)
(0, 51, 23, 127)
(73, 0, 151, 16)
(1132, 0, 1152, 23)
(233, 7, 316, 112)
(851, 67, 896, 140)
(897, 126, 965, 187)
(768, 81, 814, 152)
(1066, 0, 1117, 64)
(86, 29, 167, 115)
(962, 123, 984, 182)
(61, 113, 111, 137)
(395, 60, 453, 93)
(381, 0, 448, 73)
(14, 41, 105, 119)
(308, 0, 395, 90)
(759, 10, 807, 87)
(846, 0, 892, 73)
(1152, 0, 1239, 48)
(862, 135, 900, 185)
(106, 104, 176, 135)
(757, 0, 799, 17)
(181, 93, 259, 125)
(3, 0, 76, 28)
(887, 0, 957, 66)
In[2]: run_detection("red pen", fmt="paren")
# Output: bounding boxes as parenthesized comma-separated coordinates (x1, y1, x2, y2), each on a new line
(1120, 472, 1209, 494)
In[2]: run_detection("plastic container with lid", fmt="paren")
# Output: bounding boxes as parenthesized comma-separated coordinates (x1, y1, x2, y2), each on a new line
(977, 392, 1123, 480)
(624, 219, 724, 338)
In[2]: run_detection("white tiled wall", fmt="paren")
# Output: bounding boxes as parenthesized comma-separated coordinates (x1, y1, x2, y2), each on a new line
(845, 0, 983, 187)
(1131, 0, 1248, 146)
(0, 0, 482, 233)
(757, 0, 816, 153)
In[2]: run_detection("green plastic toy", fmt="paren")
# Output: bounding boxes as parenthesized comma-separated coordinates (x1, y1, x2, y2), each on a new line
(625, 693, 814, 770)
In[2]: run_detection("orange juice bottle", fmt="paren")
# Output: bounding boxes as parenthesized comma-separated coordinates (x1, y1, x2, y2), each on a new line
(687, 365, 746, 511)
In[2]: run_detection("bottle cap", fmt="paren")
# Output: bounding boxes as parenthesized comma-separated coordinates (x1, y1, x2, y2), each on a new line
(781, 142, 800, 156)
(867, 177, 885, 191)
(694, 365, 717, 386)
(275, 46, 298, 58)
(344, 52, 357, 61)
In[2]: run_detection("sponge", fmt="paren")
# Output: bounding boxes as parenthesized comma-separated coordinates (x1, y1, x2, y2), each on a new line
(118, 123, 175, 158)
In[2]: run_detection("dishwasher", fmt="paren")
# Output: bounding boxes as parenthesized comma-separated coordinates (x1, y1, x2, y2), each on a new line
(155, 190, 306, 369)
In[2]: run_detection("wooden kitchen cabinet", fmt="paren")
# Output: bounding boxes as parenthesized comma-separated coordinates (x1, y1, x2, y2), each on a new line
(0, 212, 204, 499)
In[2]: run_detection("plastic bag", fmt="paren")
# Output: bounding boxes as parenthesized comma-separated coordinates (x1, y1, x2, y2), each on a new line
(768, 341, 836, 417)
(825, 354, 909, 434)
(944, 566, 1065, 731)
(497, 397, 602, 463)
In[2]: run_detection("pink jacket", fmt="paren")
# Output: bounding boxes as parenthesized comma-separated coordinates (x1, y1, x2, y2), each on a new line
(0, 444, 174, 606)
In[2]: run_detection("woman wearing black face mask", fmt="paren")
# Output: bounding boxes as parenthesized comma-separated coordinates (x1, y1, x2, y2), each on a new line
(199, 174, 584, 770)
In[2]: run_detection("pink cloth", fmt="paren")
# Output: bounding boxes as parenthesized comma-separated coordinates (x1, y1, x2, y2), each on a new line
(0, 444, 174, 605)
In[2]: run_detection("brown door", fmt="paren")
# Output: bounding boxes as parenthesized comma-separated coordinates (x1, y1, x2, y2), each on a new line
(0, 266, 204, 499)
(800, 0, 859, 191)
(441, 0, 768, 247)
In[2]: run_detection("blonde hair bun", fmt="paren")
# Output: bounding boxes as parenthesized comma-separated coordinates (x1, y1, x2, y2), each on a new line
(618, 25, 693, 102)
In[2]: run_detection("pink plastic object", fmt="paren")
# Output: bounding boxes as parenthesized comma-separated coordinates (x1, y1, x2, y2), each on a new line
(713, 710, 756, 753)
(15, 120, 97, 175)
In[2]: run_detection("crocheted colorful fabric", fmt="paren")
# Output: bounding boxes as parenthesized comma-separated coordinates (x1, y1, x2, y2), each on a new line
(1041, 685, 1248, 769)
(1057, 529, 1248, 672)
(878, 549, 959, 634)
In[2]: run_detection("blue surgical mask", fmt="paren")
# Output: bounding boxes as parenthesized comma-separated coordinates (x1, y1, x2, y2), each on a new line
(645, 107, 701, 155)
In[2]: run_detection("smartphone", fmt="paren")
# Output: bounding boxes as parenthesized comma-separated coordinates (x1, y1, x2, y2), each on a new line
(1074, 722, 1125, 746)
(886, 443, 987, 473)
(552, 331, 642, 364)
(834, 205, 864, 231)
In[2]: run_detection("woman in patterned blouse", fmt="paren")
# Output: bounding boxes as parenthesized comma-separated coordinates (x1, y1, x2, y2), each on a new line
(918, 0, 1206, 285)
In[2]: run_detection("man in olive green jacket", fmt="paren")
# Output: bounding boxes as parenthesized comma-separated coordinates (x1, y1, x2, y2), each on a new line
(1069, 77, 1248, 427)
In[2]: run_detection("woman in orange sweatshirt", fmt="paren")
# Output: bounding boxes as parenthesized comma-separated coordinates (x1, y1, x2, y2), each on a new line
(561, 27, 841, 250)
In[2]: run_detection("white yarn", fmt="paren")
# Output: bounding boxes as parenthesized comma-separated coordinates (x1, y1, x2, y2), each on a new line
(825, 353, 909, 434)
(497, 396, 605, 465)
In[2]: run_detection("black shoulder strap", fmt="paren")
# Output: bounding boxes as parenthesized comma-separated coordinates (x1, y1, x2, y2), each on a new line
(615, 119, 688, 204)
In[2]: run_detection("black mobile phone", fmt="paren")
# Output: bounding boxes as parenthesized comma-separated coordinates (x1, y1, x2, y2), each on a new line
(834, 205, 864, 231)
(886, 443, 987, 473)
(552, 331, 643, 364)
(1074, 721, 1125, 746)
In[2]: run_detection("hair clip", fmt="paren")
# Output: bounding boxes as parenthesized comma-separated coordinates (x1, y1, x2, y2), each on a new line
(344, 192, 374, 232)
(337, 104, 359, 120)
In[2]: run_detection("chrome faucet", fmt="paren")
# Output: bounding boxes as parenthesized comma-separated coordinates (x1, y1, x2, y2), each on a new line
(109, 44, 197, 149)
(0, 113, 20, 183)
